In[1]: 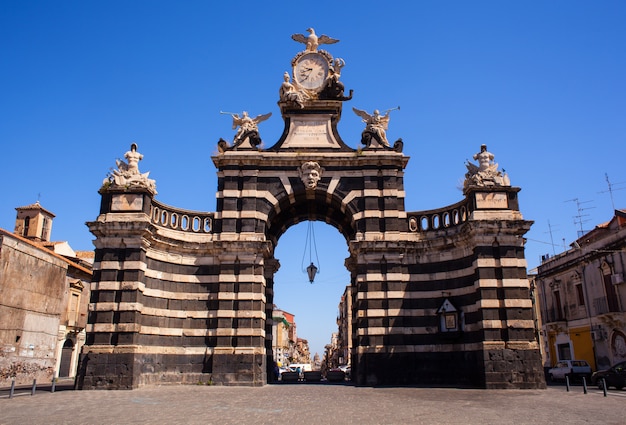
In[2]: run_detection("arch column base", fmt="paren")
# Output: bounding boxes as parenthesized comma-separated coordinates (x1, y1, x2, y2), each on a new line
(352, 345, 546, 389)
(211, 348, 266, 386)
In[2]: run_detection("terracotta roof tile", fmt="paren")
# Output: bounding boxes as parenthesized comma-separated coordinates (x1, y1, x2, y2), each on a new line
(15, 201, 56, 217)
(0, 227, 91, 275)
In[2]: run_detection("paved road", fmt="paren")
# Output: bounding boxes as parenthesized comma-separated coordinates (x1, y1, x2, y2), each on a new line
(2, 382, 625, 424)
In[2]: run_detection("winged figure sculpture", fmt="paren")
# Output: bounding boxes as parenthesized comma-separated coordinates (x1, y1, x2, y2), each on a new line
(231, 111, 272, 143)
(353, 107, 391, 146)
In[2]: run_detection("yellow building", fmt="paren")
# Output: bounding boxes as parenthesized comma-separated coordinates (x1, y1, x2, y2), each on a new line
(536, 210, 626, 373)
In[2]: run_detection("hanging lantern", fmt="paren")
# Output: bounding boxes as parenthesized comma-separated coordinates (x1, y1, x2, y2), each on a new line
(306, 262, 318, 284)
(302, 220, 321, 284)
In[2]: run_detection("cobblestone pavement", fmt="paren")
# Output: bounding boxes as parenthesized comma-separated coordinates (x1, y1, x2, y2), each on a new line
(2, 382, 626, 425)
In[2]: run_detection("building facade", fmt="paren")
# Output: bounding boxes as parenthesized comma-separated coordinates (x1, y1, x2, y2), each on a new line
(0, 203, 91, 385)
(271, 309, 294, 367)
(294, 338, 311, 365)
(536, 210, 626, 372)
(336, 286, 353, 367)
(324, 332, 340, 371)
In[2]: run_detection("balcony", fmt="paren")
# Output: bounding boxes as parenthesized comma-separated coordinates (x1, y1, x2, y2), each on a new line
(543, 308, 565, 323)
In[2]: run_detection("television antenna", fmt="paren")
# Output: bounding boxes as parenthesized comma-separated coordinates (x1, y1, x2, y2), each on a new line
(544, 220, 559, 255)
(565, 198, 595, 238)
(598, 173, 625, 211)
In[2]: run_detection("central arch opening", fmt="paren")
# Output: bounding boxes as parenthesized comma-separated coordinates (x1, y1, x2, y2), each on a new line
(270, 219, 352, 383)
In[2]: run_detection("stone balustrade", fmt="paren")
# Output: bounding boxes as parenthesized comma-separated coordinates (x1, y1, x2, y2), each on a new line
(150, 199, 213, 233)
(407, 197, 471, 232)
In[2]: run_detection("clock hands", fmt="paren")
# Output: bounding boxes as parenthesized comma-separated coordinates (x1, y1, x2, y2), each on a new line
(300, 67, 313, 81)
(294, 52, 330, 89)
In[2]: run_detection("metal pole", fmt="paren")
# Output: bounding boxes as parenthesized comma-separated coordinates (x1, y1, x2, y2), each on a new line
(582, 376, 587, 394)
(51, 373, 56, 393)
(602, 378, 607, 397)
(31, 379, 36, 396)
(565, 375, 570, 392)
(9, 380, 15, 399)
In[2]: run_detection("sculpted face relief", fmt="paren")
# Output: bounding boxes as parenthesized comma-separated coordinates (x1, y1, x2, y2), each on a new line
(299, 161, 322, 189)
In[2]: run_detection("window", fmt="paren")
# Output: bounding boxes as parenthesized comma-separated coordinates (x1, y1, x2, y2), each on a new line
(603, 273, 620, 312)
(575, 284, 585, 306)
(68, 293, 80, 325)
(557, 343, 571, 360)
(23, 216, 30, 237)
(554, 290, 564, 320)
(42, 217, 49, 240)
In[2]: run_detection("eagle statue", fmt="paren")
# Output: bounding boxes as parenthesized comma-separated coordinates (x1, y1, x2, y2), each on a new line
(291, 28, 339, 52)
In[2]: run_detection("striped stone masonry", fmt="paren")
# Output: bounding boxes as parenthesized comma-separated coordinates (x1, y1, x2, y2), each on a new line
(78, 101, 545, 389)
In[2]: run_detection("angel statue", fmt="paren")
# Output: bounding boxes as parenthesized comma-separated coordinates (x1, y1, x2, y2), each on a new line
(231, 111, 272, 144)
(353, 107, 396, 147)
(464, 144, 510, 192)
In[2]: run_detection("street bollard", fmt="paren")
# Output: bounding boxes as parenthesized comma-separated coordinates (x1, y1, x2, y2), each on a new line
(582, 376, 587, 394)
(565, 375, 570, 392)
(602, 378, 607, 397)
(9, 380, 15, 399)
(31, 379, 36, 396)
(51, 375, 56, 393)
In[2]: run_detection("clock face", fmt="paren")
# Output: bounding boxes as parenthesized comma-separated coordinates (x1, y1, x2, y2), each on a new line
(294, 53, 329, 90)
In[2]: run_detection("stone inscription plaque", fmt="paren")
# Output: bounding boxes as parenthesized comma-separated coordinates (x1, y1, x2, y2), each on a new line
(282, 114, 341, 148)
(111, 194, 144, 211)
(293, 120, 327, 141)
(475, 192, 508, 209)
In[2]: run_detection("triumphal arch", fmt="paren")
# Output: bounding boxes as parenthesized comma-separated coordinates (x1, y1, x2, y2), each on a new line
(78, 29, 546, 389)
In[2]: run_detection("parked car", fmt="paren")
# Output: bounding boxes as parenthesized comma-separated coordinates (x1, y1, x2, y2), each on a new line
(547, 360, 592, 382)
(338, 365, 351, 380)
(591, 361, 626, 390)
(288, 363, 312, 373)
(326, 368, 346, 382)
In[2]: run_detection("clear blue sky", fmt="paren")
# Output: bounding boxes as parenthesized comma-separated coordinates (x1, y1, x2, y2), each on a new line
(2, 1, 625, 358)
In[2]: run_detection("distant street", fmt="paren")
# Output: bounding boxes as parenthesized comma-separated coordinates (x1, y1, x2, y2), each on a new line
(2, 382, 626, 424)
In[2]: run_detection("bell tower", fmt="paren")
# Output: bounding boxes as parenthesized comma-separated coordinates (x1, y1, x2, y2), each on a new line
(14, 201, 55, 242)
